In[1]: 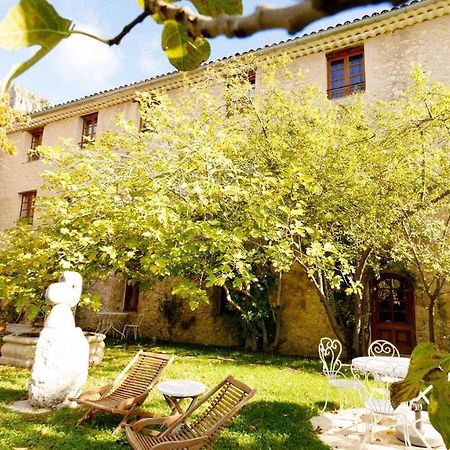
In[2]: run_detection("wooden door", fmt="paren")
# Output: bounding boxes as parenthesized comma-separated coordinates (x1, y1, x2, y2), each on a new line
(370, 273, 416, 355)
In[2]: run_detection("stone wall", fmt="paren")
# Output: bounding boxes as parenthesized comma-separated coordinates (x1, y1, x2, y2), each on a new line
(414, 282, 450, 351)
(77, 275, 241, 348)
(277, 265, 338, 357)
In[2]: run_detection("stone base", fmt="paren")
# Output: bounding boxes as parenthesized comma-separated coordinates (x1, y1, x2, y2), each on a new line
(310, 408, 447, 450)
(8, 399, 80, 413)
(395, 419, 445, 448)
(8, 400, 50, 414)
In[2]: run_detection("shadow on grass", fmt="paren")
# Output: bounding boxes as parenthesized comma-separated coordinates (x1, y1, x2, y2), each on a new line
(107, 337, 324, 374)
(0, 386, 27, 404)
(214, 400, 330, 450)
(0, 406, 125, 450)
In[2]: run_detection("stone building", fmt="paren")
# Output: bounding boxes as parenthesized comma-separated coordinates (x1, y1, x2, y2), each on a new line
(1, 0, 449, 355)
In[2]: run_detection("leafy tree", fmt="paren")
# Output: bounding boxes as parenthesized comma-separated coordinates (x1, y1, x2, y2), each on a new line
(0, 0, 403, 94)
(0, 94, 22, 154)
(1, 63, 449, 354)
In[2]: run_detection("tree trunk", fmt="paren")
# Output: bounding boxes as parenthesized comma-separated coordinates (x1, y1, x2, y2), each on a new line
(268, 305, 282, 352)
(261, 320, 269, 352)
(361, 281, 371, 355)
(428, 297, 436, 343)
(352, 291, 364, 356)
(353, 249, 372, 356)
(268, 273, 283, 352)
(245, 335, 257, 352)
(316, 288, 352, 353)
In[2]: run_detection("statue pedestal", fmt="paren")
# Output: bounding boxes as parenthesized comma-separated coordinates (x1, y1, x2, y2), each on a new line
(29, 327, 89, 409)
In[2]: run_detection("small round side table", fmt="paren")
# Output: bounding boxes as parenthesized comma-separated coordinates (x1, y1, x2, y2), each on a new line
(157, 379, 206, 414)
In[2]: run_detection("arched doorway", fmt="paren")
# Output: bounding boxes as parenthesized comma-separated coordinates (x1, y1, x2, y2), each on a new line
(370, 273, 416, 354)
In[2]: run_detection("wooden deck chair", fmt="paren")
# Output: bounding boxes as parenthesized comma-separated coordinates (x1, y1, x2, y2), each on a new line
(125, 375, 256, 450)
(73, 351, 174, 433)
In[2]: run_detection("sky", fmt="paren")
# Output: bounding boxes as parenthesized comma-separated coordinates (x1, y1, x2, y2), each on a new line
(0, 1, 395, 105)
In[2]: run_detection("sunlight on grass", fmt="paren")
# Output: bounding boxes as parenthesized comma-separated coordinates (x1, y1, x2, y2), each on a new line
(0, 338, 360, 449)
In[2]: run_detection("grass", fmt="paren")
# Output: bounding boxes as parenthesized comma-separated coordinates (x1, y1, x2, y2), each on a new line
(0, 337, 358, 450)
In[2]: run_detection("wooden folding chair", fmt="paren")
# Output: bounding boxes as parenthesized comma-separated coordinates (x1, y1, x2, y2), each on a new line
(72, 351, 174, 433)
(125, 375, 256, 449)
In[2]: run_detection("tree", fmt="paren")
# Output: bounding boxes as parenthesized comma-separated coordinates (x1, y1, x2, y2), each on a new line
(1, 63, 449, 354)
(0, 0, 403, 95)
(0, 94, 22, 154)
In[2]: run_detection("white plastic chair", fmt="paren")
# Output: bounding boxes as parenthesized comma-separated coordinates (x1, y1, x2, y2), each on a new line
(318, 337, 361, 412)
(368, 340, 400, 357)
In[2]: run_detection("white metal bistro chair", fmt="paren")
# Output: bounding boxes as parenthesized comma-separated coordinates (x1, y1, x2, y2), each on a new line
(121, 310, 146, 340)
(367, 340, 402, 383)
(351, 363, 411, 449)
(318, 337, 361, 412)
(368, 340, 400, 358)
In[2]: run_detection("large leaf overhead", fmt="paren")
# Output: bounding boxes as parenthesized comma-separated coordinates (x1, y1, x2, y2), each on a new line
(0, 0, 72, 94)
(390, 342, 450, 448)
(162, 20, 210, 71)
(190, 0, 243, 16)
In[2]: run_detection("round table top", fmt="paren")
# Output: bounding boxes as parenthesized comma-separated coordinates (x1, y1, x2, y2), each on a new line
(157, 379, 206, 398)
(352, 356, 410, 378)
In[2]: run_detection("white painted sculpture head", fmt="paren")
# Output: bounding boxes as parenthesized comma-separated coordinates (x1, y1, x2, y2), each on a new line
(45, 271, 83, 308)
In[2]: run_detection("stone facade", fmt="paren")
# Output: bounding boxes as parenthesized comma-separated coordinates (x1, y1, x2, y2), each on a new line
(1, 0, 450, 355)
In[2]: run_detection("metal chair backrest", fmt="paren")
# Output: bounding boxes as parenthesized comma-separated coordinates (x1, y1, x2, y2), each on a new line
(368, 340, 400, 358)
(318, 337, 344, 379)
(163, 375, 256, 444)
(351, 364, 395, 414)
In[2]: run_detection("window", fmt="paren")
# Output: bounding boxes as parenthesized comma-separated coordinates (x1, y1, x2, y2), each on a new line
(80, 112, 98, 147)
(19, 190, 37, 221)
(226, 70, 256, 115)
(123, 281, 139, 312)
(139, 96, 161, 133)
(327, 46, 365, 99)
(211, 286, 230, 316)
(28, 128, 43, 161)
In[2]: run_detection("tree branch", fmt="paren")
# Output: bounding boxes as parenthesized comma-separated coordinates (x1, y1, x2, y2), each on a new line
(108, 11, 150, 46)
(139, 0, 404, 40)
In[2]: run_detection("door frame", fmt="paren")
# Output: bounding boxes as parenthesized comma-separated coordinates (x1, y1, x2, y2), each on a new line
(370, 272, 417, 354)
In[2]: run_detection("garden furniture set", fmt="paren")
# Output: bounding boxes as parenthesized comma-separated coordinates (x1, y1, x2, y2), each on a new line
(319, 338, 443, 449)
(71, 350, 256, 449)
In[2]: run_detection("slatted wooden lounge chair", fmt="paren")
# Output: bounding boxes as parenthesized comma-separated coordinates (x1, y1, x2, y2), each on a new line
(124, 375, 256, 450)
(73, 351, 174, 432)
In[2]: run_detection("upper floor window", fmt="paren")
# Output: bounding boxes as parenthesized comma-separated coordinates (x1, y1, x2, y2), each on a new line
(226, 69, 256, 115)
(123, 281, 139, 312)
(19, 190, 37, 221)
(327, 46, 365, 99)
(28, 128, 43, 161)
(80, 112, 98, 147)
(139, 96, 161, 133)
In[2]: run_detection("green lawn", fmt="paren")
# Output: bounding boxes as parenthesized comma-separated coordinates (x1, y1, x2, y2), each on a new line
(0, 338, 355, 450)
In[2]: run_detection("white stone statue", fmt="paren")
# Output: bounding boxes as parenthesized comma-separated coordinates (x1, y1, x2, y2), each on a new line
(28, 271, 89, 409)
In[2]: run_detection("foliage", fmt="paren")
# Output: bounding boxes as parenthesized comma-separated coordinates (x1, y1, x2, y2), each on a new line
(0, 94, 22, 154)
(158, 294, 183, 329)
(1, 65, 450, 353)
(0, 339, 344, 449)
(0, 0, 242, 93)
(390, 341, 450, 447)
(0, 0, 72, 94)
